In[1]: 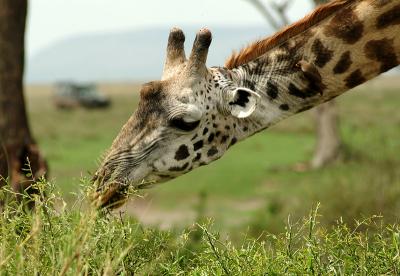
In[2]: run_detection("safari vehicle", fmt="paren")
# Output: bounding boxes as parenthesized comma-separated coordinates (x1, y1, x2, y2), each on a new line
(53, 82, 110, 109)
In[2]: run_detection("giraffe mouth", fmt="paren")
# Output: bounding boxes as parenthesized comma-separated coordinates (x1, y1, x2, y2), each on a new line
(91, 178, 130, 209)
(91, 174, 164, 209)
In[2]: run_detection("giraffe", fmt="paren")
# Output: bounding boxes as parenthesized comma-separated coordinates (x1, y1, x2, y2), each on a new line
(92, 0, 400, 208)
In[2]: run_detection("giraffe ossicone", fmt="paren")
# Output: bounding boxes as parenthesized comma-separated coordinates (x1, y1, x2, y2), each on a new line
(92, 0, 400, 208)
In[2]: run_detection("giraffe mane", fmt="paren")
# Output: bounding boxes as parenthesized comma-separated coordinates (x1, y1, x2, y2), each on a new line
(225, 0, 359, 69)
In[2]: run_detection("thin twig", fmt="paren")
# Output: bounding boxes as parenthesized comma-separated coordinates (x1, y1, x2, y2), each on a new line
(60, 252, 80, 276)
(199, 224, 231, 276)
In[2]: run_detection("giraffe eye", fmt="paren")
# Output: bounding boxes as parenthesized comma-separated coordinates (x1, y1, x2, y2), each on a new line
(170, 117, 200, 131)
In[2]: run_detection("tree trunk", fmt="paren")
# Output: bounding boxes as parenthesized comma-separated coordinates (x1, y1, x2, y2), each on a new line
(0, 0, 47, 209)
(311, 0, 342, 169)
(311, 100, 341, 168)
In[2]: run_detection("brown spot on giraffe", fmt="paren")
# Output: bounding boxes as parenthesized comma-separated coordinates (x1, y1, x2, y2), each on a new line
(345, 69, 366, 88)
(193, 140, 204, 151)
(333, 51, 352, 74)
(174, 145, 190, 161)
(297, 60, 325, 95)
(312, 38, 333, 68)
(266, 80, 279, 99)
(324, 6, 364, 44)
(220, 135, 229, 143)
(229, 137, 237, 147)
(376, 4, 400, 29)
(364, 38, 398, 73)
(288, 83, 319, 99)
(207, 146, 218, 157)
(279, 104, 290, 111)
(288, 83, 303, 98)
(193, 153, 201, 162)
(297, 60, 320, 80)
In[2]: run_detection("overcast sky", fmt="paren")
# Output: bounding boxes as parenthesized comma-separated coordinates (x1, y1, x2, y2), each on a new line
(26, 0, 313, 58)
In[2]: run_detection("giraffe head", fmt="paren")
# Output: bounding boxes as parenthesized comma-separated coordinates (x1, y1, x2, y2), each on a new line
(92, 28, 261, 208)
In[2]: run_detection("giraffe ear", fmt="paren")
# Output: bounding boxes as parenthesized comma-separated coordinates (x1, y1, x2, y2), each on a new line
(228, 87, 260, 118)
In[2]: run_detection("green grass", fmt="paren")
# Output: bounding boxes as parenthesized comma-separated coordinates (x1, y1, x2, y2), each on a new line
(1, 182, 399, 275)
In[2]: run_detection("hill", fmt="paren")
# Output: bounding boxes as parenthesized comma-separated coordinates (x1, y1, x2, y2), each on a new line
(26, 26, 272, 83)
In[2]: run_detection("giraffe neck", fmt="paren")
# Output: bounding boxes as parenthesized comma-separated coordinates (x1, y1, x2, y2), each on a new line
(225, 0, 400, 135)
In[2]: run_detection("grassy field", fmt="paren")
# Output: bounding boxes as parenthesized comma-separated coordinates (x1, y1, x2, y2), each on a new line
(1, 181, 399, 274)
(25, 76, 400, 235)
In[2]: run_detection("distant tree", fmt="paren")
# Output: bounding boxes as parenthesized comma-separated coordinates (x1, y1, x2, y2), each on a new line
(0, 0, 47, 209)
(244, 0, 342, 169)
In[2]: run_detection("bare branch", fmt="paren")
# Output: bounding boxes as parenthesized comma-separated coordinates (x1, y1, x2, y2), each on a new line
(244, 0, 281, 29)
(270, 0, 294, 26)
(244, 0, 294, 29)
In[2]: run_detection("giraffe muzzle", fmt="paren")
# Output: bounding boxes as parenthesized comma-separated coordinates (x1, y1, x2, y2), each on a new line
(91, 171, 130, 209)
(91, 165, 161, 209)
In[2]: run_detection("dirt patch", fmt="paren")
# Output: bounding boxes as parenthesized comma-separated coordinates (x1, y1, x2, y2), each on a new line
(116, 196, 196, 229)
(113, 195, 267, 230)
